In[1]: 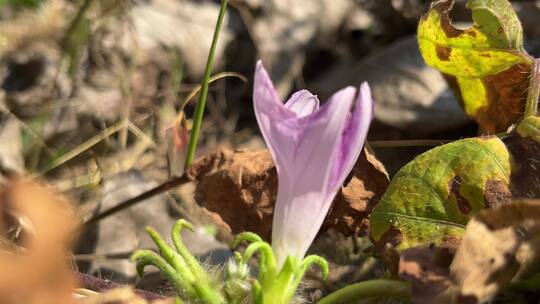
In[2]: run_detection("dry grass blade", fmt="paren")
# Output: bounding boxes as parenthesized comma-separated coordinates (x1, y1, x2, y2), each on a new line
(179, 72, 247, 111)
(33, 118, 155, 177)
(34, 121, 125, 177)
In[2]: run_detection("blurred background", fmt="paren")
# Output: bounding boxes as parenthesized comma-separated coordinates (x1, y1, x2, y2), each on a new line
(0, 0, 538, 297)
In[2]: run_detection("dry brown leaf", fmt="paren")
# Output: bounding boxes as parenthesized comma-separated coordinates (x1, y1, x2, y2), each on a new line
(0, 179, 80, 304)
(505, 134, 540, 199)
(188, 148, 389, 240)
(450, 199, 540, 303)
(399, 246, 457, 304)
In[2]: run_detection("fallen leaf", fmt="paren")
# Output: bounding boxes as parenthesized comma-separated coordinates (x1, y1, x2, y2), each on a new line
(450, 199, 540, 302)
(417, 0, 534, 132)
(506, 115, 540, 199)
(399, 246, 457, 304)
(189, 148, 389, 240)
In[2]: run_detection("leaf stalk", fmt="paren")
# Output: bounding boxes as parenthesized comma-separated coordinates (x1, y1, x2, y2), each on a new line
(184, 0, 229, 166)
(317, 279, 411, 304)
(524, 59, 540, 118)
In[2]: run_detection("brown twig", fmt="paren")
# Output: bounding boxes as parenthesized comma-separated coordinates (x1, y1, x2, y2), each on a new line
(368, 139, 453, 148)
(84, 174, 191, 226)
(76, 272, 165, 301)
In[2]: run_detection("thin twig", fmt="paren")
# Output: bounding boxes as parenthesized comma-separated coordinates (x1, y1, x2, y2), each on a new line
(368, 139, 453, 148)
(73, 251, 133, 261)
(76, 272, 165, 301)
(84, 174, 191, 226)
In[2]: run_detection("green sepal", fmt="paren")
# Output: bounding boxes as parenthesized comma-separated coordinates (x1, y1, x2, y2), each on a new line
(130, 249, 197, 298)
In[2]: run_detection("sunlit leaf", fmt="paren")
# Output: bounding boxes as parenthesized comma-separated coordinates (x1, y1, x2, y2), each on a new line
(516, 115, 540, 142)
(370, 137, 511, 269)
(417, 0, 534, 132)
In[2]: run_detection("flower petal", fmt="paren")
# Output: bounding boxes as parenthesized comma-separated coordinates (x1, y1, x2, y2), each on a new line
(271, 86, 358, 265)
(329, 82, 374, 190)
(254, 61, 299, 178)
(284, 90, 319, 117)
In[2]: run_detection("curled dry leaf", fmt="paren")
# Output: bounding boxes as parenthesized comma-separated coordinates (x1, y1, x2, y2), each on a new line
(0, 179, 80, 304)
(450, 199, 540, 303)
(187, 148, 389, 241)
(506, 115, 540, 199)
(399, 199, 540, 304)
(399, 246, 457, 304)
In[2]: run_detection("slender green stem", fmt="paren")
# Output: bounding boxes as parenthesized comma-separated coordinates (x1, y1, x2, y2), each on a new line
(184, 0, 229, 166)
(524, 59, 540, 118)
(62, 0, 94, 50)
(317, 280, 411, 304)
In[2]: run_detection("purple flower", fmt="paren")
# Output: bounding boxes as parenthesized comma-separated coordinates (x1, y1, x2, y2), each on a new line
(253, 61, 374, 266)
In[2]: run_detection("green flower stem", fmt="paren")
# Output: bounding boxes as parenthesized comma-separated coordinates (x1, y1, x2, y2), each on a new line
(261, 257, 298, 304)
(525, 59, 540, 118)
(193, 283, 226, 304)
(184, 0, 228, 167)
(317, 279, 411, 304)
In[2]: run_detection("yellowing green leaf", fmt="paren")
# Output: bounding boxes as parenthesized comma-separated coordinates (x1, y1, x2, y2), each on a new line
(417, 0, 534, 132)
(516, 115, 540, 143)
(370, 137, 511, 268)
(466, 0, 524, 51)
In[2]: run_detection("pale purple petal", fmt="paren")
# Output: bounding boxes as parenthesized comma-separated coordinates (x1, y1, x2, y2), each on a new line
(329, 82, 374, 190)
(271, 87, 357, 265)
(284, 90, 319, 117)
(254, 61, 298, 179)
(253, 61, 373, 267)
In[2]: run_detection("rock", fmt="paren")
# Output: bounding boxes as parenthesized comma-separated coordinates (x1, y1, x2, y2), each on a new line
(0, 114, 24, 177)
(308, 36, 471, 133)
(129, 0, 233, 78)
(251, 0, 354, 98)
(514, 1, 540, 39)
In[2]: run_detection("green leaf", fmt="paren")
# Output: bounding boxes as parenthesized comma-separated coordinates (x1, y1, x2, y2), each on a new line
(370, 137, 511, 263)
(417, 0, 534, 133)
(466, 0, 524, 51)
(516, 115, 540, 143)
